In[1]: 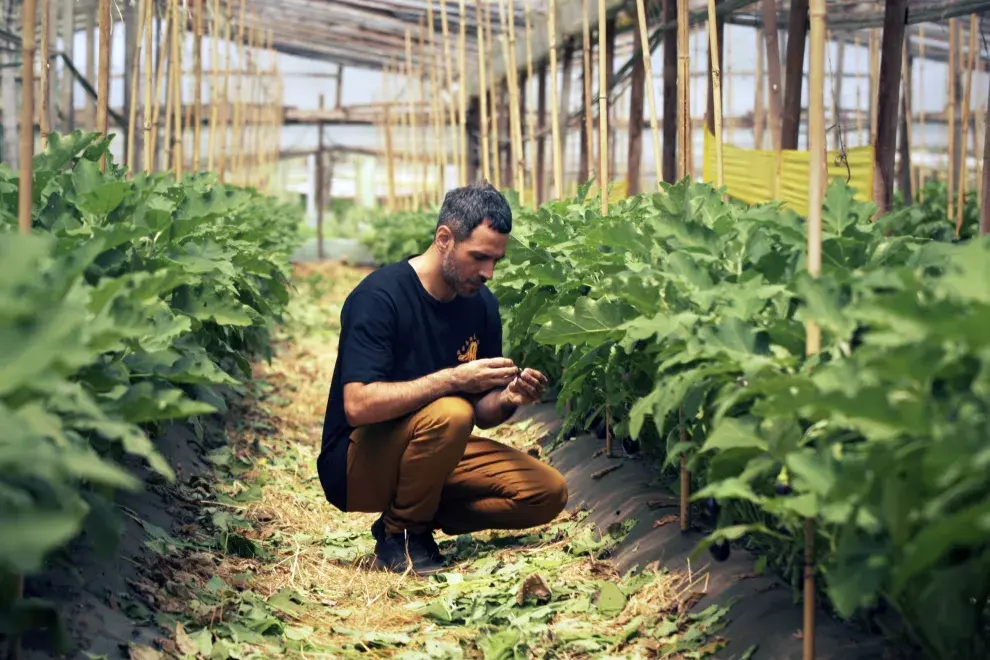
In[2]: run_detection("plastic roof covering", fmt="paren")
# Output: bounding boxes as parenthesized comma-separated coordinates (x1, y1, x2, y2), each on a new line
(6, 1, 989, 77)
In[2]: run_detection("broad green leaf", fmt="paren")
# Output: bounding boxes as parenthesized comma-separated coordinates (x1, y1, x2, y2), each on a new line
(535, 297, 632, 346)
(700, 418, 767, 453)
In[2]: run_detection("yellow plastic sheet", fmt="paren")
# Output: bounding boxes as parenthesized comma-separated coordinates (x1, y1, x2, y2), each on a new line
(702, 129, 875, 217)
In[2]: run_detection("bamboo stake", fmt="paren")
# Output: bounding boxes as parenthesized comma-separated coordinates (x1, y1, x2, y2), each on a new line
(426, 3, 444, 202)
(548, 0, 563, 199)
(805, 0, 826, 657)
(40, 0, 51, 151)
(19, 0, 37, 235)
(171, 0, 183, 179)
(956, 16, 978, 235)
(524, 0, 536, 201)
(405, 29, 421, 208)
(150, 2, 169, 169)
(143, 0, 154, 173)
(854, 33, 863, 142)
(440, 0, 459, 190)
(162, 2, 175, 171)
(869, 27, 879, 145)
(459, 0, 468, 187)
(417, 20, 430, 197)
(126, 0, 148, 175)
(901, 38, 916, 198)
(677, 0, 690, 181)
(219, 0, 233, 182)
(707, 0, 723, 190)
(484, 1, 500, 190)
(477, 1, 491, 182)
(597, 0, 608, 212)
(500, 1, 525, 205)
(635, 0, 662, 187)
(232, 0, 247, 181)
(193, 0, 203, 170)
(384, 60, 396, 212)
(581, 0, 596, 185)
(754, 28, 765, 150)
(948, 19, 957, 222)
(246, 21, 261, 185)
(918, 26, 925, 200)
(97, 0, 111, 170)
(207, 0, 221, 172)
(725, 26, 732, 145)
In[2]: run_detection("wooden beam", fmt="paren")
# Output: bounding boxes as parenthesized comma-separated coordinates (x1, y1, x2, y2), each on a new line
(662, 0, 677, 183)
(626, 0, 645, 196)
(898, 51, 912, 203)
(872, 0, 907, 216)
(705, 13, 724, 135)
(536, 61, 547, 204)
(317, 94, 325, 260)
(981, 74, 990, 234)
(781, 0, 808, 150)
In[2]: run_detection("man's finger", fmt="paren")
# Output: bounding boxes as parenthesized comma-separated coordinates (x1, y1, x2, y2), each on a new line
(518, 372, 543, 390)
(480, 358, 516, 369)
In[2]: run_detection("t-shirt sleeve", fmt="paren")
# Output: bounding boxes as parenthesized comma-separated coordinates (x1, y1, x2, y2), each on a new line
(339, 290, 396, 385)
(479, 292, 504, 360)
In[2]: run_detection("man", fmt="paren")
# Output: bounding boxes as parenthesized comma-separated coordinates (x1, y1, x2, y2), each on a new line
(318, 182, 568, 575)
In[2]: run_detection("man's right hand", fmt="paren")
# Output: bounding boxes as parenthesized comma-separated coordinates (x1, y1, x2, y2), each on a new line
(450, 358, 519, 394)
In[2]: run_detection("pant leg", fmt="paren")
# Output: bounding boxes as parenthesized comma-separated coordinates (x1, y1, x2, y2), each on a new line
(346, 396, 475, 535)
(432, 436, 568, 536)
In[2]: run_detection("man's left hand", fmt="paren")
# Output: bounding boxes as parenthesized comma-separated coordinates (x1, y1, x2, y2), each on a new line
(499, 368, 549, 408)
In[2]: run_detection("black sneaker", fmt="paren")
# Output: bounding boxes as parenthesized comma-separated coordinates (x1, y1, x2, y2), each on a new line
(371, 517, 446, 575)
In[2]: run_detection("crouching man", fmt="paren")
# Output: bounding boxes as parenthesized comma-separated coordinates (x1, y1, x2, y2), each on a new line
(317, 182, 568, 575)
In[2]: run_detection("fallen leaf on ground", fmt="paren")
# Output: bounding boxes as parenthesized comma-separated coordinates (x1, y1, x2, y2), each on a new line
(516, 573, 553, 605)
(592, 464, 622, 480)
(653, 515, 679, 528)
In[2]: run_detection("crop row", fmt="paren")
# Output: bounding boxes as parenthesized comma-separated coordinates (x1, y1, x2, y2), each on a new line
(363, 179, 989, 659)
(0, 132, 302, 646)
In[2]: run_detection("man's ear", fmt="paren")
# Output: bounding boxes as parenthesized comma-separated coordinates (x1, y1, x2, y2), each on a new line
(435, 224, 455, 251)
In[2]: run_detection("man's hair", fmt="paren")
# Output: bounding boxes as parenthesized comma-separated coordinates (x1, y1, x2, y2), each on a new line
(436, 181, 512, 241)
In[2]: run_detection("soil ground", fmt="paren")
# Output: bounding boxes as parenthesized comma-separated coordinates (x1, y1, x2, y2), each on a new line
(20, 262, 889, 660)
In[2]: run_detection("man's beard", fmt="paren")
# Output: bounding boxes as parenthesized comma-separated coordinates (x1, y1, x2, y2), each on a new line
(441, 252, 483, 297)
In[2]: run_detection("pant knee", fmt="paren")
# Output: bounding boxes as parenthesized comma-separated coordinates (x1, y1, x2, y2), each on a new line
(417, 396, 475, 448)
(524, 471, 569, 525)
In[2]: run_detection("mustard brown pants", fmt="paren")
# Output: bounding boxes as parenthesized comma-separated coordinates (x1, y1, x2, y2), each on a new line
(345, 396, 568, 536)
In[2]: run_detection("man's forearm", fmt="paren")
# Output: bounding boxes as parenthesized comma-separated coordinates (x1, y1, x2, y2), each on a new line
(345, 371, 456, 427)
(473, 388, 517, 429)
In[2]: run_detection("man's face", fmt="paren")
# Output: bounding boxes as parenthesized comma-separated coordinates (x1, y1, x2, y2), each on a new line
(438, 220, 509, 297)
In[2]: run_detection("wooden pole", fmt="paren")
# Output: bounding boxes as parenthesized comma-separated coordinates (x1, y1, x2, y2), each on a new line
(536, 62, 547, 204)
(219, 0, 233, 182)
(501, 0, 525, 205)
(126, 0, 148, 175)
(524, 0, 536, 202)
(459, 0, 469, 187)
(418, 22, 429, 196)
(143, 0, 154, 173)
(955, 17, 978, 235)
(19, 0, 37, 234)
(40, 0, 51, 151)
(97, 0, 111, 170)
(707, 0, 724, 190)
(232, 0, 247, 181)
(558, 39, 575, 195)
(384, 62, 396, 212)
(193, 0, 204, 171)
(871, 0, 907, 216)
(405, 29, 421, 208)
(604, 19, 617, 178)
(477, 0, 491, 182)
(86, 11, 96, 129)
(60, 0, 75, 131)
(171, 0, 183, 179)
(805, 0, 826, 656)
(662, 0, 676, 183)
(580, 0, 594, 185)
(484, 2, 500, 190)
(832, 34, 845, 151)
(981, 74, 990, 235)
(754, 28, 765, 150)
(207, 0, 221, 173)
(899, 43, 913, 203)
(597, 0, 608, 211)
(854, 33, 864, 143)
(870, 26, 880, 144)
(948, 19, 957, 222)
(427, 4, 446, 202)
(162, 1, 175, 172)
(918, 26, 926, 200)
(626, 0, 647, 195)
(549, 0, 563, 200)
(316, 94, 325, 259)
(440, 0, 459, 190)
(761, 0, 782, 158)
(781, 0, 808, 150)
(676, 0, 689, 181)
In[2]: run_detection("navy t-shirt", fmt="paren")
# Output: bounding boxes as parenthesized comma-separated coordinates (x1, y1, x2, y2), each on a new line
(317, 259, 503, 511)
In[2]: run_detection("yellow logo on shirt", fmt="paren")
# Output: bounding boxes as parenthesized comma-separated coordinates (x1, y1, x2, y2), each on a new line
(457, 335, 479, 362)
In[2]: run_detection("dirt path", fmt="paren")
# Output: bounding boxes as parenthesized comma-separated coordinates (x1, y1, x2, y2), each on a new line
(122, 262, 734, 659)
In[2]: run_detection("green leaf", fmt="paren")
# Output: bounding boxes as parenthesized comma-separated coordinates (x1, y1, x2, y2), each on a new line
(700, 418, 767, 453)
(594, 582, 627, 617)
(535, 297, 633, 346)
(0, 512, 87, 574)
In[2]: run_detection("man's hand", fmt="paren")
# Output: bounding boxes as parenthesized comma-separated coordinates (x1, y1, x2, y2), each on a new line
(450, 357, 520, 394)
(498, 368, 548, 407)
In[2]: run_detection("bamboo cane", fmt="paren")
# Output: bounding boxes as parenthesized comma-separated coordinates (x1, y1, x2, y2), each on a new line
(247, 21, 261, 185)
(484, 1, 500, 190)
(207, 0, 221, 172)
(707, 0, 723, 190)
(150, 1, 170, 170)
(918, 26, 925, 200)
(126, 0, 148, 175)
(162, 2, 175, 172)
(677, 0, 690, 182)
(459, 0, 468, 187)
(171, 0, 183, 179)
(426, 3, 445, 202)
(417, 20, 430, 196)
(948, 19, 957, 221)
(143, 0, 154, 173)
(219, 0, 233, 182)
(40, 0, 50, 151)
(869, 27, 879, 145)
(805, 0, 827, 656)
(232, 0, 247, 181)
(440, 0, 460, 189)
(634, 0, 662, 187)
(597, 0, 608, 213)
(524, 0, 536, 202)
(500, 0, 524, 204)
(193, 0, 203, 170)
(477, 1, 491, 182)
(581, 0, 596, 185)
(548, 0, 563, 200)
(97, 0, 111, 170)
(956, 16, 978, 235)
(854, 33, 863, 142)
(902, 38, 917, 198)
(19, 0, 37, 235)
(725, 25, 732, 145)
(385, 59, 396, 212)
(754, 28, 765, 150)
(405, 29, 420, 208)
